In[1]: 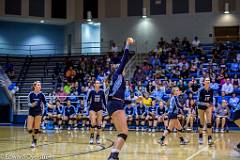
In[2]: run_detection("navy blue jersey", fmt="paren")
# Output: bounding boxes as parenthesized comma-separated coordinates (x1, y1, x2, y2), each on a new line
(45, 106, 57, 114)
(148, 105, 157, 114)
(28, 91, 47, 114)
(87, 89, 106, 108)
(156, 106, 166, 116)
(64, 105, 75, 116)
(125, 106, 135, 115)
(109, 48, 129, 100)
(56, 105, 64, 115)
(136, 104, 147, 115)
(75, 105, 84, 114)
(198, 87, 214, 106)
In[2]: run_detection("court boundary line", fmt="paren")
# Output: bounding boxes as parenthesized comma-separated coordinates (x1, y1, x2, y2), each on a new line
(0, 138, 114, 159)
(185, 138, 220, 160)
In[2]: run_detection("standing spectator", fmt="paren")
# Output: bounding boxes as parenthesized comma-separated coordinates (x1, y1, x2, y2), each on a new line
(221, 78, 234, 95)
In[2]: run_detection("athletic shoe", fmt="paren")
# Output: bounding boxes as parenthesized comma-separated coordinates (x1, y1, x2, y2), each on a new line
(107, 156, 119, 160)
(136, 127, 139, 132)
(148, 128, 152, 132)
(159, 139, 166, 146)
(109, 127, 113, 131)
(215, 128, 219, 133)
(198, 137, 203, 145)
(180, 139, 189, 145)
(31, 140, 36, 148)
(152, 129, 156, 133)
(141, 127, 145, 132)
(67, 127, 71, 131)
(208, 138, 214, 146)
(42, 126, 46, 130)
(108, 152, 119, 160)
(74, 127, 78, 130)
(96, 136, 101, 144)
(89, 137, 94, 144)
(54, 126, 58, 130)
(220, 128, 225, 133)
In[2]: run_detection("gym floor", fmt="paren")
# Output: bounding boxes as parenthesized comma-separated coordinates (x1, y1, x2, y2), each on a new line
(0, 126, 239, 160)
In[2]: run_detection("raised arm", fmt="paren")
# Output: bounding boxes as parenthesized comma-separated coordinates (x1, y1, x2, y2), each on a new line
(114, 38, 134, 76)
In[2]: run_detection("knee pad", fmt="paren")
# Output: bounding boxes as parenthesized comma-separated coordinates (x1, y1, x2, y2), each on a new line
(34, 129, 40, 134)
(207, 123, 212, 129)
(167, 129, 171, 133)
(97, 125, 102, 129)
(164, 117, 168, 120)
(199, 124, 203, 128)
(90, 124, 96, 128)
(177, 129, 183, 132)
(28, 129, 33, 134)
(117, 133, 128, 141)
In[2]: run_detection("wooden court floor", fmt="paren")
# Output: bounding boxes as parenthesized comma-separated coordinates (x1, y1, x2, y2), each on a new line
(0, 126, 239, 160)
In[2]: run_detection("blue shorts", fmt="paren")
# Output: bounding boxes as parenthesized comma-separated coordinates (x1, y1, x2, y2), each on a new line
(168, 113, 178, 120)
(106, 99, 125, 116)
(89, 106, 103, 112)
(29, 109, 42, 117)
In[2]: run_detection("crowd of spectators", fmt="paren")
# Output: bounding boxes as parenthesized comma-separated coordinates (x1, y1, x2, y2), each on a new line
(46, 36, 240, 132)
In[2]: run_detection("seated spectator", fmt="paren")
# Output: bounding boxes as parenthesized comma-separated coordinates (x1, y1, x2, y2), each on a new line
(192, 36, 200, 48)
(210, 78, 220, 95)
(63, 82, 71, 94)
(156, 100, 168, 130)
(216, 91, 227, 107)
(146, 100, 158, 132)
(65, 66, 76, 79)
(184, 97, 197, 131)
(48, 90, 57, 104)
(56, 87, 67, 103)
(215, 100, 230, 133)
(221, 78, 234, 95)
(230, 59, 239, 72)
(151, 83, 165, 100)
(228, 92, 239, 110)
(142, 92, 152, 107)
(125, 103, 135, 127)
(135, 101, 147, 131)
(180, 66, 189, 78)
(232, 74, 240, 89)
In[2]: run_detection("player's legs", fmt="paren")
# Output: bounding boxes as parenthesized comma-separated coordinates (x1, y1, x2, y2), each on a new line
(32, 115, 42, 147)
(159, 119, 175, 145)
(108, 110, 128, 160)
(198, 109, 205, 144)
(96, 110, 103, 144)
(175, 119, 189, 145)
(206, 106, 213, 145)
(89, 110, 97, 144)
